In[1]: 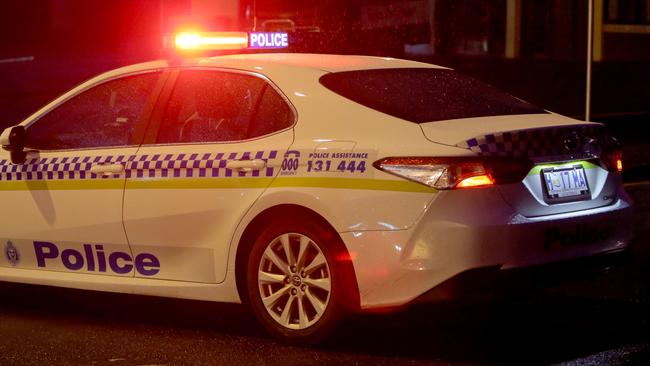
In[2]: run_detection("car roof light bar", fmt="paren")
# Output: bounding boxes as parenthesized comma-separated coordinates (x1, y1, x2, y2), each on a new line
(173, 31, 289, 52)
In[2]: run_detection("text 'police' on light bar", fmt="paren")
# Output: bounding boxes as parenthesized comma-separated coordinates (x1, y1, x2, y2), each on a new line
(249, 32, 289, 49)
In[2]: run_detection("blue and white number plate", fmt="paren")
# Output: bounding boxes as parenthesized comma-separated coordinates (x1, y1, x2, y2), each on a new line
(541, 165, 590, 203)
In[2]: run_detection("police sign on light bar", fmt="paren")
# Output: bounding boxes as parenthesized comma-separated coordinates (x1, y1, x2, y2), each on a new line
(249, 32, 289, 49)
(174, 31, 288, 51)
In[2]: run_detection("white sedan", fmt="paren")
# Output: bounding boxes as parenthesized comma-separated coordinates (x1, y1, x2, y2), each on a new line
(0, 52, 633, 343)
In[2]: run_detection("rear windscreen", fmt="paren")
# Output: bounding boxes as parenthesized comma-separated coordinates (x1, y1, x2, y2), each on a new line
(319, 68, 547, 123)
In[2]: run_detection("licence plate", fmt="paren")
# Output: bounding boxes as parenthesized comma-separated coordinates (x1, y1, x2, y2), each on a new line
(541, 165, 590, 204)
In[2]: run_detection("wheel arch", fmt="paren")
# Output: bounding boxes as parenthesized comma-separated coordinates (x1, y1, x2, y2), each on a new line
(234, 204, 360, 311)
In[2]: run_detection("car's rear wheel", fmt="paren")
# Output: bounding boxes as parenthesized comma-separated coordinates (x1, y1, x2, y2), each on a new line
(246, 217, 348, 344)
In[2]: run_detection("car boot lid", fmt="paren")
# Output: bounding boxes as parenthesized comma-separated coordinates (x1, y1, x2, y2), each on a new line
(420, 114, 609, 162)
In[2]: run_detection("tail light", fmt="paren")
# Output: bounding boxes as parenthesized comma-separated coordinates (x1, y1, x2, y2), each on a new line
(373, 157, 533, 190)
(601, 149, 623, 172)
(598, 133, 623, 173)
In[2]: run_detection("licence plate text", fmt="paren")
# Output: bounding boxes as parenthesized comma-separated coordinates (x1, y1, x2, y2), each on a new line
(541, 165, 590, 203)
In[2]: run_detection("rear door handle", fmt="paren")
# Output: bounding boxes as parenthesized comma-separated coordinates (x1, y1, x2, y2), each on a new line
(90, 163, 124, 176)
(225, 159, 266, 172)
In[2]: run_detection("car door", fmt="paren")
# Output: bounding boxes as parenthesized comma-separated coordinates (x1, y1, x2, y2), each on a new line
(122, 68, 295, 283)
(0, 70, 165, 277)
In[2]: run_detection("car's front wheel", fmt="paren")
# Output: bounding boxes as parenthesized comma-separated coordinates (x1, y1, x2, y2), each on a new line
(246, 217, 350, 344)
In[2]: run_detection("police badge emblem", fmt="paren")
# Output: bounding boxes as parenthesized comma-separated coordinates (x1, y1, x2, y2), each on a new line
(5, 240, 19, 266)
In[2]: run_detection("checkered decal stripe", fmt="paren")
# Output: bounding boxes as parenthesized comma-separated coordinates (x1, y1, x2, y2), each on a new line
(0, 150, 278, 181)
(457, 125, 605, 159)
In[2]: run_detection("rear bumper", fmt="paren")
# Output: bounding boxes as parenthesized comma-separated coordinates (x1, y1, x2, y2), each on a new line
(342, 187, 634, 309)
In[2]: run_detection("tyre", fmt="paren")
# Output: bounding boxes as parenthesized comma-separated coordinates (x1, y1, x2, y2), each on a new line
(246, 216, 351, 344)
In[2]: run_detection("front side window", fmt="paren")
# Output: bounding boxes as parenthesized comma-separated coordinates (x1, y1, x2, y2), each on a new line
(156, 70, 294, 144)
(26, 72, 160, 150)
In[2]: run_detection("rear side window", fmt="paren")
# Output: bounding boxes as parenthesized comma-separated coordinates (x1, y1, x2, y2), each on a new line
(157, 70, 294, 144)
(249, 85, 294, 139)
(319, 68, 546, 123)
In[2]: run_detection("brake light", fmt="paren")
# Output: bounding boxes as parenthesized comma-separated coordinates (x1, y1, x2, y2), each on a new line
(457, 174, 495, 188)
(373, 157, 532, 190)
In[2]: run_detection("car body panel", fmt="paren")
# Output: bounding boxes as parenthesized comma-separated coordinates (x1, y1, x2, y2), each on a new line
(343, 189, 633, 308)
(123, 131, 293, 283)
(0, 265, 241, 302)
(0, 148, 137, 276)
(419, 113, 598, 147)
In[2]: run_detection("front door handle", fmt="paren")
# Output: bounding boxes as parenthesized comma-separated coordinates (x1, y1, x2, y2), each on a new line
(225, 159, 266, 172)
(90, 163, 124, 176)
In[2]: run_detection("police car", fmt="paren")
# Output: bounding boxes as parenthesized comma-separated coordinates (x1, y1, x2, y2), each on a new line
(0, 32, 633, 344)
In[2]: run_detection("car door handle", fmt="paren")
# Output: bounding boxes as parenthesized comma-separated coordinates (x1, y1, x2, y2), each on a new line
(225, 159, 267, 172)
(90, 163, 124, 176)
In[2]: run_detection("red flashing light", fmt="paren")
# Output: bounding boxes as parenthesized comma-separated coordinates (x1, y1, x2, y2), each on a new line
(175, 32, 249, 51)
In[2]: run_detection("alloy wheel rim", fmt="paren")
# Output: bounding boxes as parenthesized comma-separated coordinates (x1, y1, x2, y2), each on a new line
(257, 233, 332, 330)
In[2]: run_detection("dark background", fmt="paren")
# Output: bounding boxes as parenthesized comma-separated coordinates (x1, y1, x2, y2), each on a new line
(1, 1, 649, 179)
(1, 0, 649, 120)
(2, 0, 650, 117)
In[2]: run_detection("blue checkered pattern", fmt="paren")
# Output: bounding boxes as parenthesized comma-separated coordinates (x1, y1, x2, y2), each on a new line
(457, 125, 605, 159)
(0, 150, 278, 181)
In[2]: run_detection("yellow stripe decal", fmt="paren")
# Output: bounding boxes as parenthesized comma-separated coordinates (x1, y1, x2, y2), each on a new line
(0, 177, 435, 193)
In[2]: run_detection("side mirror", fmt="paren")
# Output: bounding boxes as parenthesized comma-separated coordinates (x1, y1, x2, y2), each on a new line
(0, 125, 27, 164)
